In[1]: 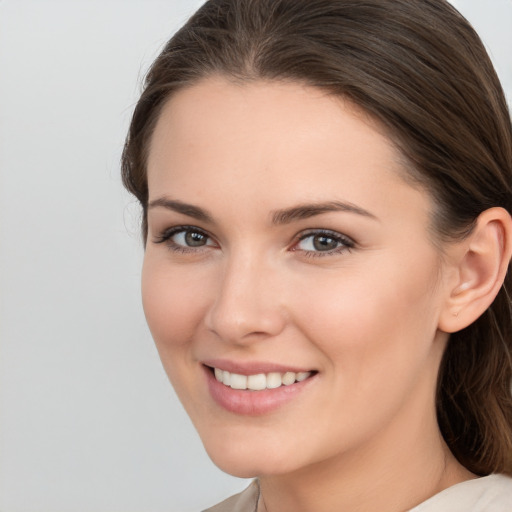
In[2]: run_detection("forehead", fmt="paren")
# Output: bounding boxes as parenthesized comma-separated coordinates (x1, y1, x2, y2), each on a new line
(146, 76, 430, 226)
(149, 77, 393, 163)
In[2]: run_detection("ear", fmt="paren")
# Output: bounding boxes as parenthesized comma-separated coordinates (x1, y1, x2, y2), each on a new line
(438, 207, 512, 333)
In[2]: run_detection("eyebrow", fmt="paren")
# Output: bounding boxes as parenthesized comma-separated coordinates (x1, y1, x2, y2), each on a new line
(271, 201, 378, 225)
(148, 197, 213, 223)
(148, 197, 377, 225)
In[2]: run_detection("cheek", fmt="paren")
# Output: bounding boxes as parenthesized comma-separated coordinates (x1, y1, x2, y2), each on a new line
(281, 255, 444, 449)
(141, 255, 209, 351)
(141, 255, 215, 423)
(292, 251, 442, 379)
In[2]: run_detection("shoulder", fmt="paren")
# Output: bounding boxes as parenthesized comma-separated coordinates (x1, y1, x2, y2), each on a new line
(202, 480, 260, 512)
(410, 474, 512, 512)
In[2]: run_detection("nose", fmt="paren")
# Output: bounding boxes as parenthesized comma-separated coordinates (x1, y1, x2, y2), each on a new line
(204, 252, 287, 344)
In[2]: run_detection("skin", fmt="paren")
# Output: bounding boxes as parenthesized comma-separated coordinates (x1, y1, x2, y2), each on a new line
(142, 76, 476, 512)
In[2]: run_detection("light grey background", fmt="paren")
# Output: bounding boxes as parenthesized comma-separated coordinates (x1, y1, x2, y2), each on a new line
(0, 1, 511, 511)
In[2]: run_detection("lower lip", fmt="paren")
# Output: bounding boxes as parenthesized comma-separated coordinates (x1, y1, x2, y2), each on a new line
(204, 366, 316, 416)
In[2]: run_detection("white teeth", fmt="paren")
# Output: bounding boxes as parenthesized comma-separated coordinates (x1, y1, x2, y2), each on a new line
(296, 372, 310, 382)
(282, 372, 296, 386)
(229, 373, 247, 390)
(213, 368, 312, 390)
(266, 372, 282, 389)
(247, 373, 267, 391)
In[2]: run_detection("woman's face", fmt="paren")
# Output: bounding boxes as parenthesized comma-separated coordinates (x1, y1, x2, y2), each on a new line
(143, 77, 453, 477)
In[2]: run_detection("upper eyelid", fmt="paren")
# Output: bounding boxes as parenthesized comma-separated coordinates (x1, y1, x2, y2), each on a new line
(153, 225, 214, 244)
(298, 228, 348, 237)
(160, 225, 209, 235)
(295, 228, 355, 243)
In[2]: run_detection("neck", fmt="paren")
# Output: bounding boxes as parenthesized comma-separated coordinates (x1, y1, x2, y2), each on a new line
(257, 388, 474, 512)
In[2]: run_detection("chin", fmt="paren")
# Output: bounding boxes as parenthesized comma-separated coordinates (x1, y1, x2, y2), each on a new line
(201, 431, 302, 478)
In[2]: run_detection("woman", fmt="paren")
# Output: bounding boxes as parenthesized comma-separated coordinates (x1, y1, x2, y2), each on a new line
(122, 0, 512, 510)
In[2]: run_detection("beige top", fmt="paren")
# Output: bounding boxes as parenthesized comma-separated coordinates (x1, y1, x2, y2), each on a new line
(203, 474, 512, 512)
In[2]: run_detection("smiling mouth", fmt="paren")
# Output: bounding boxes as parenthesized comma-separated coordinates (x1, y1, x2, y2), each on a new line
(204, 364, 318, 415)
(209, 367, 314, 391)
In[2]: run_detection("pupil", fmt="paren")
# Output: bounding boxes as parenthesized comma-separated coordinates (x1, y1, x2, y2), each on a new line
(185, 231, 206, 246)
(313, 235, 337, 251)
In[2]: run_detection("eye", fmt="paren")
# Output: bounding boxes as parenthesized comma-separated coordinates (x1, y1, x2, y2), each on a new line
(293, 229, 354, 256)
(174, 230, 210, 247)
(153, 226, 216, 252)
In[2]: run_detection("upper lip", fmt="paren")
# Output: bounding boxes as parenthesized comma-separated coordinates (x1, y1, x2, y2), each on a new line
(202, 358, 315, 375)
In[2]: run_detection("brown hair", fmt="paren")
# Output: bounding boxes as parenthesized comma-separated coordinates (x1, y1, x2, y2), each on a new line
(122, 0, 512, 475)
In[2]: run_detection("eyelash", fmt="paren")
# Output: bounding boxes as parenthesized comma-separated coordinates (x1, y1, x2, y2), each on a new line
(153, 226, 355, 257)
(153, 225, 215, 254)
(293, 229, 355, 258)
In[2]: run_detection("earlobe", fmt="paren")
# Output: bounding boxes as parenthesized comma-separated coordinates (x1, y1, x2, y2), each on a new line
(438, 207, 512, 334)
